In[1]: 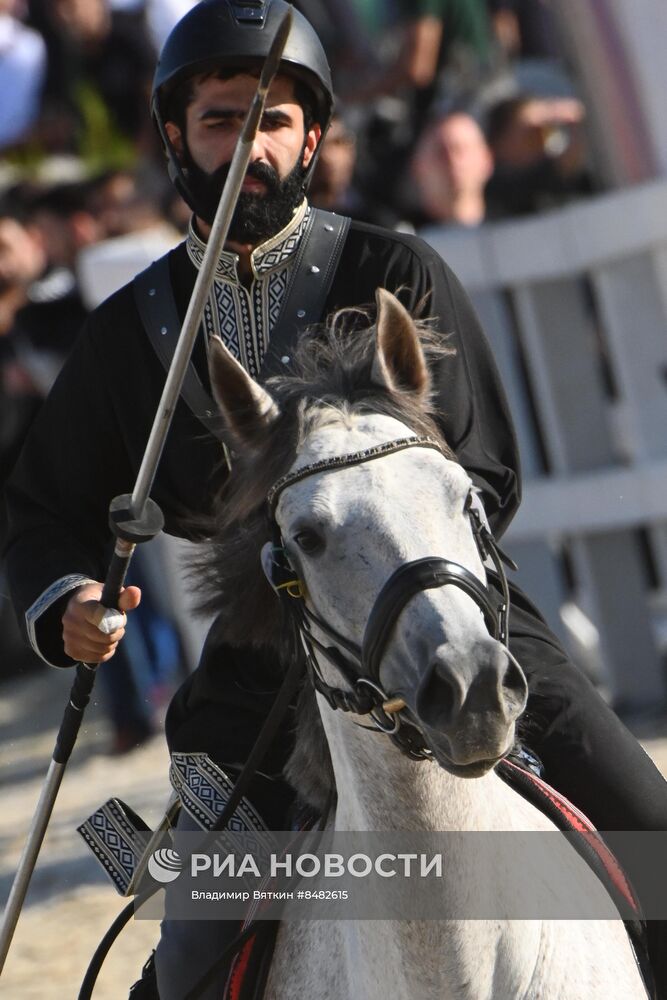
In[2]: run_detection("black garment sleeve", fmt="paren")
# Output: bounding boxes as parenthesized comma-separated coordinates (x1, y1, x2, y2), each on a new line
(2, 310, 136, 667)
(3, 252, 225, 668)
(430, 261, 522, 538)
(327, 224, 521, 537)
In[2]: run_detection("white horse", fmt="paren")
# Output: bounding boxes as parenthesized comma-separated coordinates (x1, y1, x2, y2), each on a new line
(205, 289, 647, 1000)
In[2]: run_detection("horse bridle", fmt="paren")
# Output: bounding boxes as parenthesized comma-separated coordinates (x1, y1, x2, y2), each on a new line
(267, 435, 517, 760)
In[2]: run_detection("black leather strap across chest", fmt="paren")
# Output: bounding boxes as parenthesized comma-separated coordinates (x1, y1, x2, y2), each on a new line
(132, 208, 350, 441)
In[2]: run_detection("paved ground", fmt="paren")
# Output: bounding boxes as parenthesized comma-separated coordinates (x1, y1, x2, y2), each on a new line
(0, 669, 170, 999)
(1, 667, 666, 999)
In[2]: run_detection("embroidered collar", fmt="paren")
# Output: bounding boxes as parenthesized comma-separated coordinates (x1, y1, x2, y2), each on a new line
(186, 199, 309, 284)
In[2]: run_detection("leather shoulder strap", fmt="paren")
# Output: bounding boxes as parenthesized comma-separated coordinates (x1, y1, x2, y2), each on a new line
(259, 208, 350, 379)
(133, 210, 350, 438)
(133, 253, 225, 440)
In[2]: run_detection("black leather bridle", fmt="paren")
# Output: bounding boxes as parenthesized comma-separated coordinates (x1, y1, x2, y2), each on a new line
(267, 435, 517, 760)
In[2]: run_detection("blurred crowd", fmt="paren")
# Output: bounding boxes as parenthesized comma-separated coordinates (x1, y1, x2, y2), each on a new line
(0, 0, 596, 751)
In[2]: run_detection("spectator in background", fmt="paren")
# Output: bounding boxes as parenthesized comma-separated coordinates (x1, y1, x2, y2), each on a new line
(0, 214, 48, 496)
(487, 0, 559, 62)
(76, 167, 182, 308)
(390, 0, 495, 129)
(27, 0, 155, 161)
(309, 115, 358, 216)
(485, 93, 593, 216)
(0, 0, 47, 149)
(0, 213, 48, 678)
(0, 173, 156, 505)
(297, 0, 497, 222)
(0, 174, 181, 749)
(308, 112, 403, 228)
(85, 167, 177, 240)
(0, 183, 91, 406)
(322, 0, 494, 109)
(16, 169, 179, 315)
(23, 180, 103, 271)
(410, 109, 494, 229)
(0, 189, 91, 683)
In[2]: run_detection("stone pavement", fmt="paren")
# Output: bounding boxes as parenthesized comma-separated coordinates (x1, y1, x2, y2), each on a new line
(0, 668, 170, 999)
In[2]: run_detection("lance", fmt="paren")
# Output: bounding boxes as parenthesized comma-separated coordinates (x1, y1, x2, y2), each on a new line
(0, 7, 293, 973)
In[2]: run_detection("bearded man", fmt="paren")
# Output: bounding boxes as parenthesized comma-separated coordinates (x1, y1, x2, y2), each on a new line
(4, 2, 666, 996)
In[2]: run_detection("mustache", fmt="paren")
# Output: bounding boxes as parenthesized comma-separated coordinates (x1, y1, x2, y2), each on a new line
(202, 158, 282, 198)
(180, 140, 307, 235)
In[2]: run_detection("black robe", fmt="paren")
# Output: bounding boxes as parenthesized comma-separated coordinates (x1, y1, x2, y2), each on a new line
(4, 218, 520, 765)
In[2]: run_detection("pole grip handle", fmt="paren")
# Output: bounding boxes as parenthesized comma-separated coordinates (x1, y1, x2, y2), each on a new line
(53, 664, 95, 764)
(52, 495, 164, 764)
(99, 539, 135, 610)
(53, 544, 134, 764)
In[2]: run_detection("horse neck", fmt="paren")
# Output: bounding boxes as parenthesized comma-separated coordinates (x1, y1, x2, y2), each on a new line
(312, 700, 553, 998)
(317, 697, 526, 832)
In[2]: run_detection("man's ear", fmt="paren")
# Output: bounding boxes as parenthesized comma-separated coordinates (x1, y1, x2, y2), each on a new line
(302, 123, 322, 168)
(165, 121, 184, 157)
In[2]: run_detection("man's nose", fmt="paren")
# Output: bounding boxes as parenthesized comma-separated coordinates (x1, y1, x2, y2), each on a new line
(250, 131, 270, 161)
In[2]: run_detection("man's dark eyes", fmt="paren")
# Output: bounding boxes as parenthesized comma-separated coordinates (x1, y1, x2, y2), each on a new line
(205, 115, 287, 131)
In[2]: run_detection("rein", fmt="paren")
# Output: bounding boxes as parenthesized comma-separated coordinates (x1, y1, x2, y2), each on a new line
(267, 435, 516, 761)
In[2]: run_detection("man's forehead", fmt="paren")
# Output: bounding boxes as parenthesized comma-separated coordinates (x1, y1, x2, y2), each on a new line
(189, 70, 298, 105)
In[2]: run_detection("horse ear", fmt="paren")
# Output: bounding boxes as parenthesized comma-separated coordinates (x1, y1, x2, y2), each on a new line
(208, 336, 280, 447)
(371, 288, 430, 399)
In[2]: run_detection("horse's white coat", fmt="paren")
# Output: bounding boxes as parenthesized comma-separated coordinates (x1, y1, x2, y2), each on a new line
(207, 298, 646, 1000)
(263, 410, 646, 1000)
(278, 410, 526, 768)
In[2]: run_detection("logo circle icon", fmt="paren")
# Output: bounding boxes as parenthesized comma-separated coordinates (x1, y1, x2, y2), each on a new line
(148, 848, 183, 883)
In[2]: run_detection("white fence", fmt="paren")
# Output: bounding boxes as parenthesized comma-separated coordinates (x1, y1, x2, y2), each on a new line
(422, 179, 667, 709)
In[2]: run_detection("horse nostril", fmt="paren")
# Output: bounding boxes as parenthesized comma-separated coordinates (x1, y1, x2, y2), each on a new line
(415, 662, 466, 730)
(414, 645, 528, 735)
(501, 652, 528, 713)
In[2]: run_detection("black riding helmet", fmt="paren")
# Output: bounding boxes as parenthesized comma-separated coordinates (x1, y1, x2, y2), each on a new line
(152, 0, 334, 214)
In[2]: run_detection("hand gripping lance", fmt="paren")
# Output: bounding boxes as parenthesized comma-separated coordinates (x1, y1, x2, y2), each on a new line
(0, 8, 293, 973)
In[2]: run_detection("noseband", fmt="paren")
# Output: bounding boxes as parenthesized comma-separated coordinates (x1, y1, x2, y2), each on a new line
(267, 435, 516, 760)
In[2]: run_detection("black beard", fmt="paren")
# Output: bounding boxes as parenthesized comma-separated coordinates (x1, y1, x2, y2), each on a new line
(182, 147, 307, 242)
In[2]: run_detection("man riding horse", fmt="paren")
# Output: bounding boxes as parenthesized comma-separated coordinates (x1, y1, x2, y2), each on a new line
(3, 1, 666, 995)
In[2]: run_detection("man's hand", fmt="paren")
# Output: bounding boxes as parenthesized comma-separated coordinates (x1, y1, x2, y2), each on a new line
(62, 583, 142, 663)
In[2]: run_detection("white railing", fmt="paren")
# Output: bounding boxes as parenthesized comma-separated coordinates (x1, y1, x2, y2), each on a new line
(421, 179, 667, 708)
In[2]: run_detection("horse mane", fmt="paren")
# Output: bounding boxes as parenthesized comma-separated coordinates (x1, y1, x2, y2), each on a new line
(192, 304, 456, 810)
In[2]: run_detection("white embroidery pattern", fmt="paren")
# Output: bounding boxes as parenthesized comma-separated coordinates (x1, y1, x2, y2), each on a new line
(185, 203, 309, 378)
(26, 573, 98, 665)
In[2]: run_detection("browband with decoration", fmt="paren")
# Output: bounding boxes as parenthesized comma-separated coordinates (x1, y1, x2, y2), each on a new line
(267, 435, 444, 513)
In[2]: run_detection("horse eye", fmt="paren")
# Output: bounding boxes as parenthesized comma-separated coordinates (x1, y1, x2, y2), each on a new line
(294, 529, 324, 554)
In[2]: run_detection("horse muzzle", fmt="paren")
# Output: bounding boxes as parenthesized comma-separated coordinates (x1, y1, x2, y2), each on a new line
(412, 638, 528, 768)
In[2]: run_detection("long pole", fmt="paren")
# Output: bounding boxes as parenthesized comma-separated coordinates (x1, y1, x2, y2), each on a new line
(0, 8, 293, 973)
